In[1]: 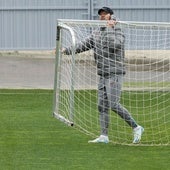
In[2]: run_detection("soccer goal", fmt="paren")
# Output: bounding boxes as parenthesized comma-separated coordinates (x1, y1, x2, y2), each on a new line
(53, 19, 170, 145)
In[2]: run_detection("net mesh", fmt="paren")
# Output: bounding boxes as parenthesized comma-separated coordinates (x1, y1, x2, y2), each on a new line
(54, 20, 170, 145)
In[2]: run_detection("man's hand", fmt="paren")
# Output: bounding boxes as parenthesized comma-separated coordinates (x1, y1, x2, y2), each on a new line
(61, 48, 66, 54)
(107, 20, 117, 27)
(54, 48, 67, 55)
(104, 14, 117, 27)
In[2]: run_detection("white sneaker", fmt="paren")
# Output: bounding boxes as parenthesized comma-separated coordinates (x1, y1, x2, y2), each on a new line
(133, 126, 144, 144)
(88, 135, 109, 144)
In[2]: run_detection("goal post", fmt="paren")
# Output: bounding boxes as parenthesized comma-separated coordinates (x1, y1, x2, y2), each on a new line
(53, 23, 75, 126)
(53, 19, 170, 145)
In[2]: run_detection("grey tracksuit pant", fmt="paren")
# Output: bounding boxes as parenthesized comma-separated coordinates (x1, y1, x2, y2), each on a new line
(98, 74, 138, 136)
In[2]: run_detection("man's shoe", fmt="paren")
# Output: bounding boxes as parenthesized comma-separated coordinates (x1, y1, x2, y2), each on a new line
(88, 135, 109, 144)
(133, 126, 144, 144)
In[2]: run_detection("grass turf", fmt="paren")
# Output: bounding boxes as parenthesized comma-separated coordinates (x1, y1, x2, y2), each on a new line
(0, 89, 169, 170)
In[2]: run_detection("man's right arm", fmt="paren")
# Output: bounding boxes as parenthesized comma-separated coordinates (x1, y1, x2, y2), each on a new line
(62, 36, 94, 55)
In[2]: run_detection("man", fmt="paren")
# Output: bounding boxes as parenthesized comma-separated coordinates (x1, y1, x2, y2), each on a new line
(63, 7, 144, 144)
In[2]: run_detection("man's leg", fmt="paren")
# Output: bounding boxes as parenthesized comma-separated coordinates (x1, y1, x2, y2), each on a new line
(105, 75, 138, 128)
(105, 75, 144, 143)
(98, 77, 109, 136)
(88, 77, 109, 143)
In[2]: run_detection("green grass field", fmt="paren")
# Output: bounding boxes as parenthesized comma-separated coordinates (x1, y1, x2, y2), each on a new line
(0, 89, 169, 170)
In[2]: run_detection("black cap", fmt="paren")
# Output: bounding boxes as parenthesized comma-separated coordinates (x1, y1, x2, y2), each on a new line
(98, 7, 114, 15)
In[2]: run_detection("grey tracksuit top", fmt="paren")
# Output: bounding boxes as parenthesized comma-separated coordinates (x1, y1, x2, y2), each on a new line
(64, 26, 126, 77)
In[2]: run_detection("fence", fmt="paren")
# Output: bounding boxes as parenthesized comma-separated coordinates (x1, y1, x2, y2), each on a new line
(0, 0, 170, 50)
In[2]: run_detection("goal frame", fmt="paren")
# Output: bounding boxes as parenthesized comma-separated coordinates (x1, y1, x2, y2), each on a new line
(53, 19, 170, 125)
(53, 19, 170, 145)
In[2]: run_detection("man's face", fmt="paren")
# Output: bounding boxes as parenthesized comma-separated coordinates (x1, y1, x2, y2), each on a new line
(99, 11, 111, 20)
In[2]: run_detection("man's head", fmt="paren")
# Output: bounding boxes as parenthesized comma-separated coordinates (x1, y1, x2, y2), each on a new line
(98, 7, 114, 20)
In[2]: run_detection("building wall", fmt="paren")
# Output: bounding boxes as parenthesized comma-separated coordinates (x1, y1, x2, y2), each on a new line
(0, 0, 170, 50)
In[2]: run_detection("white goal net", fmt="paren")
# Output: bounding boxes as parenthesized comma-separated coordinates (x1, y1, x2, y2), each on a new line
(53, 19, 170, 145)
